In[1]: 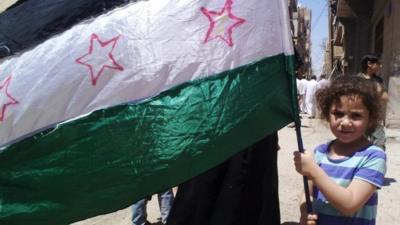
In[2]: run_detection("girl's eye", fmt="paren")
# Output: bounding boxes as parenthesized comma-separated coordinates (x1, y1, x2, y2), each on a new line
(351, 113, 363, 119)
(332, 111, 344, 117)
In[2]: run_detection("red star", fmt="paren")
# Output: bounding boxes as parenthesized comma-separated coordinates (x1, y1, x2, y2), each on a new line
(200, 0, 246, 47)
(0, 75, 19, 122)
(76, 33, 124, 86)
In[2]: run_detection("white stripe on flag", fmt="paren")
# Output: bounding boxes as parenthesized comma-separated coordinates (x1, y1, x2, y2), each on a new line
(0, 0, 293, 146)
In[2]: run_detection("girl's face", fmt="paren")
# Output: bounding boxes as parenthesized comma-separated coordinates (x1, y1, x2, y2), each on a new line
(329, 95, 370, 145)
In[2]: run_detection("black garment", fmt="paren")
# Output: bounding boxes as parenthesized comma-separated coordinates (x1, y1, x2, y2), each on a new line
(166, 133, 280, 225)
(356, 72, 388, 94)
(371, 74, 385, 90)
(0, 0, 134, 59)
(356, 72, 385, 86)
(371, 74, 383, 84)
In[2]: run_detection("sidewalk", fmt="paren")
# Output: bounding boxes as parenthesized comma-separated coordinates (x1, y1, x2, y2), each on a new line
(386, 127, 400, 142)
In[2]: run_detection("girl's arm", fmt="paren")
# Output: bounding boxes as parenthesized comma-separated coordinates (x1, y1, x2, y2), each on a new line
(294, 151, 377, 216)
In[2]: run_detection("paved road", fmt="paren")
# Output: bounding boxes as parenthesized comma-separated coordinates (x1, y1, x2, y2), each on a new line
(74, 118, 400, 225)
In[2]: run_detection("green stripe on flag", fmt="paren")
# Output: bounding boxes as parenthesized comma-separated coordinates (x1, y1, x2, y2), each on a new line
(0, 53, 296, 225)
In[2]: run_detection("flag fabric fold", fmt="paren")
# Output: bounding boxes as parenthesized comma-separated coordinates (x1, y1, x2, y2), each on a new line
(0, 0, 297, 224)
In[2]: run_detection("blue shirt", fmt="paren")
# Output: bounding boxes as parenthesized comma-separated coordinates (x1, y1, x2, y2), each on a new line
(312, 142, 387, 225)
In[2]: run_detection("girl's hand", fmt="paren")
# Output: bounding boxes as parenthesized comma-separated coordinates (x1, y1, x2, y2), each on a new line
(300, 213, 318, 225)
(293, 150, 318, 178)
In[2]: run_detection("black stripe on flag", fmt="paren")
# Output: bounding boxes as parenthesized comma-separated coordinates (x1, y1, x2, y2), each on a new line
(0, 0, 137, 59)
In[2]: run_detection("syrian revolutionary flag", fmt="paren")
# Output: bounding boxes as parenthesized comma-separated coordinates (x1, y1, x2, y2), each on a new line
(0, 0, 297, 224)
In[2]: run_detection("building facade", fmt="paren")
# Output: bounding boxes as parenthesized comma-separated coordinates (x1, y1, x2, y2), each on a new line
(288, 0, 312, 78)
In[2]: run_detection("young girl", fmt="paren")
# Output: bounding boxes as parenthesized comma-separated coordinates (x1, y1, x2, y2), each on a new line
(294, 76, 387, 225)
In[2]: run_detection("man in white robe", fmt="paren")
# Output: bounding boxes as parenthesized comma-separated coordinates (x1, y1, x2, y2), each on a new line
(296, 74, 306, 113)
(317, 74, 330, 89)
(304, 75, 318, 118)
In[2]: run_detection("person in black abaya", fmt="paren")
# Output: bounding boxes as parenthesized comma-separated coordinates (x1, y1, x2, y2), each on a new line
(166, 132, 280, 225)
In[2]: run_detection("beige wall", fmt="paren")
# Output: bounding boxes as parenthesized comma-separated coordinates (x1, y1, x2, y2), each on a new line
(385, 1, 400, 77)
(383, 1, 400, 127)
(387, 77, 400, 128)
(370, 1, 400, 80)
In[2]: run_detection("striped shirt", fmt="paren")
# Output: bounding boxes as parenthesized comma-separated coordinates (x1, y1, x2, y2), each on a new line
(312, 142, 387, 225)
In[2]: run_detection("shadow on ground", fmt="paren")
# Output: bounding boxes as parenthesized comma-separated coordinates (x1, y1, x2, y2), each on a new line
(383, 177, 397, 186)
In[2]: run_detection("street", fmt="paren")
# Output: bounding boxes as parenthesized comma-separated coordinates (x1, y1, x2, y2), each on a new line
(74, 117, 400, 225)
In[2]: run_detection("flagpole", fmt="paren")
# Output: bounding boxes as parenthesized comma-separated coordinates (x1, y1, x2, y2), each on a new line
(294, 117, 313, 214)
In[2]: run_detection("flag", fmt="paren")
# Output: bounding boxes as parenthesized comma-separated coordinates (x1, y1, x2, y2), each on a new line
(0, 0, 297, 224)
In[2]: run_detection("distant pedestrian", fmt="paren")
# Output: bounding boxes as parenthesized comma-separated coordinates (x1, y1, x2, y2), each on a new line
(304, 75, 318, 118)
(315, 74, 330, 118)
(300, 75, 308, 113)
(296, 73, 306, 114)
(357, 54, 388, 150)
(131, 189, 174, 225)
(294, 76, 386, 225)
(317, 74, 329, 89)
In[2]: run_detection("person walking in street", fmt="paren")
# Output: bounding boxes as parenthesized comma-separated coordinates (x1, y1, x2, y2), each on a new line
(131, 189, 174, 225)
(294, 76, 387, 225)
(317, 74, 329, 89)
(304, 75, 318, 118)
(296, 73, 306, 114)
(357, 54, 388, 150)
(315, 74, 330, 118)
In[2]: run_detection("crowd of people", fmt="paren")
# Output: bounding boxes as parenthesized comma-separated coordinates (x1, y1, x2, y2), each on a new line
(296, 74, 329, 119)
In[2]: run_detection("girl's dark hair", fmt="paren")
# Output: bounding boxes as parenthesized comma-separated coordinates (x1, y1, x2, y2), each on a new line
(316, 75, 383, 135)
